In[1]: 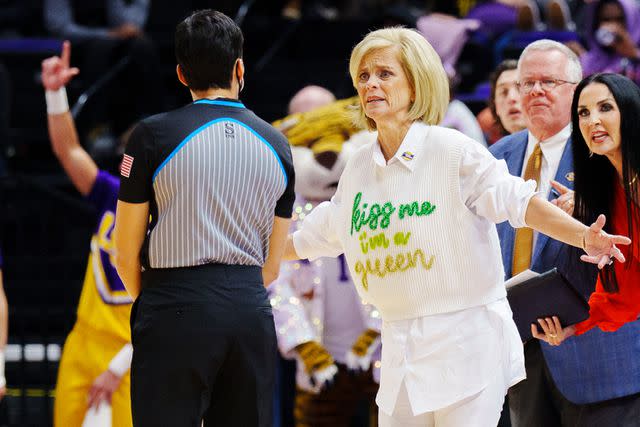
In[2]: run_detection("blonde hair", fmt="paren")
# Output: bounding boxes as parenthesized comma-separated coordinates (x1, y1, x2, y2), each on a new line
(349, 27, 449, 131)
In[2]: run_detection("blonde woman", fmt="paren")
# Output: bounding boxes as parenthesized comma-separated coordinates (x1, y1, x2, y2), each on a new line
(283, 27, 630, 426)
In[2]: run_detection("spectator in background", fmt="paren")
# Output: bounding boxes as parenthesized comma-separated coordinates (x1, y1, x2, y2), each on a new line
(575, 0, 640, 85)
(490, 60, 526, 136)
(515, 0, 575, 30)
(288, 85, 336, 115)
(43, 0, 164, 140)
(478, 59, 527, 145)
(442, 96, 488, 145)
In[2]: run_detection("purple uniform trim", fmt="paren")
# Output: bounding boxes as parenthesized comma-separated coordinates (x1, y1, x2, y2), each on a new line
(86, 171, 127, 296)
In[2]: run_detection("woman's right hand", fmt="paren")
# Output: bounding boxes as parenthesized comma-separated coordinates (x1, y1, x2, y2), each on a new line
(41, 40, 79, 91)
(531, 316, 576, 346)
(550, 180, 575, 215)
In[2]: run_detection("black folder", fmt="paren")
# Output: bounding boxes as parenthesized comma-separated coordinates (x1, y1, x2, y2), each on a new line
(506, 268, 591, 341)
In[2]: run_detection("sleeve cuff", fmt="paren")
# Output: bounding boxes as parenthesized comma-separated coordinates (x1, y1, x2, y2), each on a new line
(292, 231, 311, 260)
(512, 181, 541, 229)
(108, 343, 133, 377)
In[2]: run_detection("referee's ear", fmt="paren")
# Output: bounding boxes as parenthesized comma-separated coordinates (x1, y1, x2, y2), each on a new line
(176, 64, 189, 88)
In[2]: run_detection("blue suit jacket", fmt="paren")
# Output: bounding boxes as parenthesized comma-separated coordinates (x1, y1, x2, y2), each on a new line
(490, 130, 640, 404)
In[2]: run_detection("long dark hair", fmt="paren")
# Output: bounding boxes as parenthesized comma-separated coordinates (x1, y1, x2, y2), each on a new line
(570, 73, 640, 292)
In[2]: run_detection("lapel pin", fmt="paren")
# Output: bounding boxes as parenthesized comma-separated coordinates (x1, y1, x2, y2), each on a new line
(401, 151, 414, 161)
(565, 172, 574, 182)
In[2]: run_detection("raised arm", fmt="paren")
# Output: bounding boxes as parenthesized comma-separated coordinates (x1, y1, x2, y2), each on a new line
(42, 41, 97, 196)
(462, 140, 630, 267)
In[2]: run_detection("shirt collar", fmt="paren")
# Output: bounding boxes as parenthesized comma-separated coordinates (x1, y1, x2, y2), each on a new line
(527, 124, 571, 156)
(194, 98, 245, 108)
(372, 122, 429, 172)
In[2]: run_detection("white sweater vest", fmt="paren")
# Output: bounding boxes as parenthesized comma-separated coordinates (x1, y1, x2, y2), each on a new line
(337, 126, 506, 321)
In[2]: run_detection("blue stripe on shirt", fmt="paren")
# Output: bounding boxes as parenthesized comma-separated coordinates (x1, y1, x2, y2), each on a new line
(152, 118, 288, 185)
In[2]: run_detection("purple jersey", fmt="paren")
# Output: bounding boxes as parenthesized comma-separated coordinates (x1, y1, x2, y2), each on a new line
(84, 170, 130, 305)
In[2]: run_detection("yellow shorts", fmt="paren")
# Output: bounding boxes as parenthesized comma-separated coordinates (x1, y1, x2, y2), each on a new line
(54, 322, 132, 427)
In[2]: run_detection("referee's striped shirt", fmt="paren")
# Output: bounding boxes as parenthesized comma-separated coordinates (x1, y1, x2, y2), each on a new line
(118, 98, 295, 269)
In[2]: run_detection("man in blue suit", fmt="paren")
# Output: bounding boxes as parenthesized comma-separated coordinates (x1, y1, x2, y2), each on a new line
(491, 39, 640, 426)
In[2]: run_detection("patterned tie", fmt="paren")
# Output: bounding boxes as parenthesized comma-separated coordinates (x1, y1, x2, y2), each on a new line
(512, 143, 542, 275)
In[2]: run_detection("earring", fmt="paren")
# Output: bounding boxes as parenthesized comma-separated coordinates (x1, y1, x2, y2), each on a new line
(239, 78, 244, 93)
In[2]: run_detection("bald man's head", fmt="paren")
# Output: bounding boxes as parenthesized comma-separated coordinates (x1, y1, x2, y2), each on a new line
(288, 85, 336, 114)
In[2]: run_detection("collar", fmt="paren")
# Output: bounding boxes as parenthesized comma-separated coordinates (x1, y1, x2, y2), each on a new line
(372, 122, 429, 172)
(194, 98, 245, 108)
(527, 124, 571, 156)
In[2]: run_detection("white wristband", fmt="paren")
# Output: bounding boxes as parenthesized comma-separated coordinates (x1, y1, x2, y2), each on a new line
(45, 87, 69, 115)
(0, 351, 5, 389)
(107, 344, 133, 378)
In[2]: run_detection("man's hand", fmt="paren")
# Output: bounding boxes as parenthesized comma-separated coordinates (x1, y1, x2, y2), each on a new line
(41, 41, 79, 91)
(581, 214, 631, 268)
(87, 369, 122, 410)
(549, 180, 574, 215)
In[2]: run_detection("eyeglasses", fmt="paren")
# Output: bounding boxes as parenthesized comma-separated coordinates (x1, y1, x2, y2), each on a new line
(516, 78, 577, 93)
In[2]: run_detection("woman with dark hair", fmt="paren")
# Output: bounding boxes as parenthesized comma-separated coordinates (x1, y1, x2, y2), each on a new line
(534, 72, 640, 344)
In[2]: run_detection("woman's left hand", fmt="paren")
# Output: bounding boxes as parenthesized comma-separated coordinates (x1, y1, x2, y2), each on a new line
(581, 214, 631, 269)
(531, 316, 575, 346)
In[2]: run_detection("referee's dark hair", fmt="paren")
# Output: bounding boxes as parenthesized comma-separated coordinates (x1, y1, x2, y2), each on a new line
(174, 9, 244, 91)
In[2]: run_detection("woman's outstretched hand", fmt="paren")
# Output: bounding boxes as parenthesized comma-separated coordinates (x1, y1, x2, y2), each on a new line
(581, 214, 631, 269)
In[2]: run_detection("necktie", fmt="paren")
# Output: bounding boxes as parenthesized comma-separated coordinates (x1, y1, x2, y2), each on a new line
(512, 143, 542, 275)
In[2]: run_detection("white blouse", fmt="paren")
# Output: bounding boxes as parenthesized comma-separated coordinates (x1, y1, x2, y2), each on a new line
(293, 122, 531, 414)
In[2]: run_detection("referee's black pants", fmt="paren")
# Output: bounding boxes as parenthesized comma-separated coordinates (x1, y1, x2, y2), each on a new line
(130, 264, 276, 427)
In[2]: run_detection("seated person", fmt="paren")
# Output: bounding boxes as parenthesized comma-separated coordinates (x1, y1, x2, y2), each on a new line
(573, 0, 640, 85)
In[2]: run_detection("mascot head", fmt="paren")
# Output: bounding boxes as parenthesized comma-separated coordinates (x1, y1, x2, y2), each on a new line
(274, 86, 376, 202)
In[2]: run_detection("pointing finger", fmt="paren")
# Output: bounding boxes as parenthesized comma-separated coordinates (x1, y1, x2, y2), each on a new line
(61, 40, 71, 67)
(550, 180, 570, 194)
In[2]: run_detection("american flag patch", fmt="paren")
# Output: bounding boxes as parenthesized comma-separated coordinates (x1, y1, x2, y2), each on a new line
(120, 154, 134, 178)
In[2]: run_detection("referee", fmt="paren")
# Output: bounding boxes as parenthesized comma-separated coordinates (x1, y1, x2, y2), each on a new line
(113, 10, 294, 426)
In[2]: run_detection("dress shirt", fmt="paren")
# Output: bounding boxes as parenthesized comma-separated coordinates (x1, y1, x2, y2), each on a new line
(524, 125, 571, 247)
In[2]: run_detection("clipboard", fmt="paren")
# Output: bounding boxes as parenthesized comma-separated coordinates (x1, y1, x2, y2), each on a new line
(506, 268, 590, 341)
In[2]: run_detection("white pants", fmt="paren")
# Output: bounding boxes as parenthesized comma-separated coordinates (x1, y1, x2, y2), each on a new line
(379, 375, 506, 427)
